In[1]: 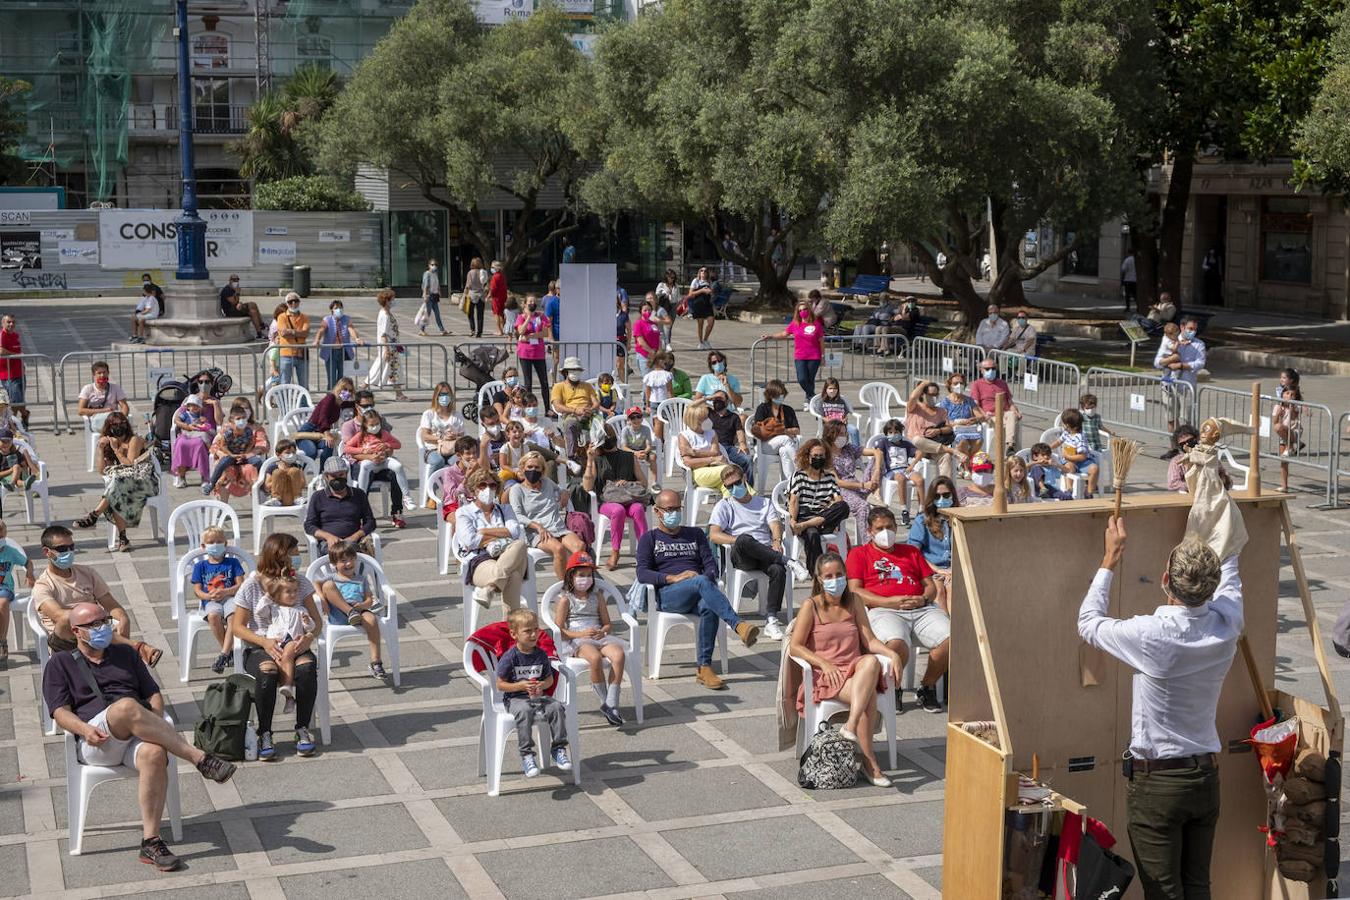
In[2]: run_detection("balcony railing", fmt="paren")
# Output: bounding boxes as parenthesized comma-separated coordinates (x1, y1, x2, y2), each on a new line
(130, 104, 250, 135)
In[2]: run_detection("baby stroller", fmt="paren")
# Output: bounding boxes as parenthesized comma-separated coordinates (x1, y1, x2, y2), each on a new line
(455, 345, 511, 422)
(146, 367, 234, 466)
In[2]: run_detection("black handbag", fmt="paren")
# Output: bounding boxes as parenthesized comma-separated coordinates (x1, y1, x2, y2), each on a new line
(1075, 830, 1134, 900)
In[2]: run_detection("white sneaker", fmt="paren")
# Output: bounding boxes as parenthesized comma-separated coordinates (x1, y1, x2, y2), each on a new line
(787, 559, 809, 582)
(763, 616, 785, 641)
(402, 497, 418, 512)
(472, 586, 497, 608)
(263, 497, 282, 507)
(172, 475, 185, 489)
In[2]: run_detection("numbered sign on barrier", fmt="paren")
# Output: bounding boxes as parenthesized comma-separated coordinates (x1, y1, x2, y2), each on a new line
(824, 352, 844, 369)
(942, 357, 954, 374)
(1259, 416, 1271, 438)
(344, 358, 370, 380)
(1023, 372, 1038, 392)
(147, 366, 174, 396)
(1130, 393, 1146, 412)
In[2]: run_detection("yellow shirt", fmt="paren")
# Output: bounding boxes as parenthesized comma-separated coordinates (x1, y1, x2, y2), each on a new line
(551, 380, 598, 414)
(277, 311, 310, 358)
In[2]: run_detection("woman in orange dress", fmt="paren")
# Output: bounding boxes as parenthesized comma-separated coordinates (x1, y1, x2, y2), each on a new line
(789, 551, 902, 786)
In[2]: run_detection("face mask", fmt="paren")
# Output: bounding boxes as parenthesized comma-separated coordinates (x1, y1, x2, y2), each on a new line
(332, 306, 343, 315)
(642, 309, 652, 320)
(505, 377, 518, 387)
(935, 496, 954, 509)
(712, 361, 726, 373)
(524, 406, 538, 418)
(924, 395, 938, 406)
(729, 482, 748, 499)
(982, 370, 996, 381)
(280, 453, 296, 463)
(339, 390, 352, 401)
(53, 548, 76, 568)
(83, 622, 114, 650)
(328, 477, 348, 493)
(429, 265, 437, 271)
(809, 455, 826, 469)
(1081, 408, 1095, 417)
(567, 372, 581, 383)
(234, 417, 248, 428)
(798, 309, 810, 320)
(485, 423, 501, 436)
(290, 554, 303, 573)
(527, 303, 537, 311)
(340, 409, 355, 422)
(524, 469, 542, 484)
(438, 394, 451, 407)
(987, 313, 999, 322)
(712, 399, 727, 412)
(952, 382, 965, 392)
(872, 528, 895, 549)
(661, 510, 682, 528)
(600, 382, 613, 393)
(1016, 318, 1027, 326)
(573, 574, 593, 591)
(95, 376, 109, 386)
(822, 576, 847, 596)
(1182, 329, 1196, 340)
(833, 436, 847, 448)
(770, 396, 783, 406)
(477, 487, 495, 505)
(206, 542, 225, 558)
(366, 424, 381, 434)
(288, 303, 300, 312)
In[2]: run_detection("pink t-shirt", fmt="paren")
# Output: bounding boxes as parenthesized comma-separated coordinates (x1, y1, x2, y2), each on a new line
(514, 313, 550, 360)
(633, 315, 661, 358)
(785, 317, 825, 360)
(969, 377, 1012, 415)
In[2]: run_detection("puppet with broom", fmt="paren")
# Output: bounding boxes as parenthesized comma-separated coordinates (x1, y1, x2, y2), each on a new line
(1074, 422, 1250, 895)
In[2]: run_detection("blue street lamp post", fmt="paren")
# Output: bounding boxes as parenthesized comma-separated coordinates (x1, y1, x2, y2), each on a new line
(174, 0, 208, 280)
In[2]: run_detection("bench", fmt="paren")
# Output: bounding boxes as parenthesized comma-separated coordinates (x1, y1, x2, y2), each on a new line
(836, 274, 892, 303)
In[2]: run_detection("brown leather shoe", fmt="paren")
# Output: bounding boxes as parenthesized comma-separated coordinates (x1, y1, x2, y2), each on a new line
(695, 665, 725, 690)
(735, 621, 761, 648)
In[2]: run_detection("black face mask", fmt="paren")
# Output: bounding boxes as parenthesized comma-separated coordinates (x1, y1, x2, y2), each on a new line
(523, 469, 543, 484)
(809, 455, 826, 469)
(328, 477, 348, 493)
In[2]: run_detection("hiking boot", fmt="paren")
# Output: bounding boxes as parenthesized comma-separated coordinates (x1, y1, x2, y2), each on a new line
(257, 731, 276, 760)
(695, 665, 725, 690)
(195, 752, 237, 784)
(916, 684, 944, 714)
(138, 836, 182, 872)
(735, 621, 760, 648)
(763, 616, 785, 641)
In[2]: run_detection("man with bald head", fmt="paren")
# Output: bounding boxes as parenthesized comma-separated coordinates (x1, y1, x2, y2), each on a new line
(636, 489, 760, 690)
(42, 603, 237, 871)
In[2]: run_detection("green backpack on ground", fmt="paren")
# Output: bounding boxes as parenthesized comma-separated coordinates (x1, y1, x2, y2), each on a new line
(193, 673, 254, 761)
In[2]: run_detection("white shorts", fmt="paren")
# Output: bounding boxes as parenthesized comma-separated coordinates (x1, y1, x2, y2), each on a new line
(135, 309, 160, 322)
(79, 706, 146, 768)
(867, 605, 951, 649)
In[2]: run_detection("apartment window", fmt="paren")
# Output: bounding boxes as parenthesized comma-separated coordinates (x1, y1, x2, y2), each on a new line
(1260, 196, 1313, 284)
(1060, 227, 1099, 277)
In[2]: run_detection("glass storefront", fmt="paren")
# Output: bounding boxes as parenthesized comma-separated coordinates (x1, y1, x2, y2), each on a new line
(390, 210, 447, 289)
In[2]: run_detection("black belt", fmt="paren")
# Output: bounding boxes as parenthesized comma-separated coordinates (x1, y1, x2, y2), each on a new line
(1122, 752, 1217, 779)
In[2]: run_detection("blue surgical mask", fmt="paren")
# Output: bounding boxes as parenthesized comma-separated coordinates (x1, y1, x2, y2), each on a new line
(524, 406, 538, 418)
(206, 542, 225, 558)
(505, 376, 518, 387)
(982, 369, 996, 381)
(1182, 329, 1196, 341)
(438, 394, 451, 407)
(84, 622, 114, 650)
(729, 482, 748, 499)
(935, 496, 954, 509)
(661, 510, 681, 528)
(53, 549, 75, 568)
(887, 434, 903, 445)
(822, 576, 847, 596)
(713, 362, 726, 373)
(770, 396, 783, 406)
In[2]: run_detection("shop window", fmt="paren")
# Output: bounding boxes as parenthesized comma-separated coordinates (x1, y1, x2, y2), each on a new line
(1060, 227, 1099, 277)
(1260, 196, 1313, 284)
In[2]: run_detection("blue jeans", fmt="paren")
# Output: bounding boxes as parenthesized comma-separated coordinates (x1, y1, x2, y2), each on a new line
(723, 445, 754, 487)
(323, 352, 347, 391)
(425, 449, 453, 478)
(207, 454, 264, 489)
(279, 356, 309, 389)
(656, 575, 741, 666)
(423, 294, 445, 331)
(794, 358, 821, 400)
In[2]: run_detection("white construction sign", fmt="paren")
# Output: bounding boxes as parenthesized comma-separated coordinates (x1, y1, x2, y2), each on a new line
(99, 209, 254, 269)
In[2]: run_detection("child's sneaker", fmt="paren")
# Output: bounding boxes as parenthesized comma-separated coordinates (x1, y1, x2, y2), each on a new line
(172, 475, 185, 489)
(402, 496, 418, 512)
(263, 497, 282, 507)
(210, 652, 229, 674)
(347, 610, 366, 626)
(600, 704, 625, 727)
(370, 661, 387, 679)
(521, 753, 540, 778)
(295, 727, 316, 756)
(550, 746, 572, 771)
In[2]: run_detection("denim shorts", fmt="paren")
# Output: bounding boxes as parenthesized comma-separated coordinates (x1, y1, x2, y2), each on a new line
(0, 378, 24, 406)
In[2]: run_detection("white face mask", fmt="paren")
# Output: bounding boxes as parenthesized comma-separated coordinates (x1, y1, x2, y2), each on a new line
(573, 574, 593, 591)
(476, 487, 495, 505)
(872, 528, 895, 550)
(365, 424, 381, 434)
(567, 371, 581, 383)
(280, 453, 295, 463)
(833, 436, 847, 448)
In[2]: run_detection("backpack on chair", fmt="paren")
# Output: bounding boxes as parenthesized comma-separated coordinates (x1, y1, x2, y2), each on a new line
(797, 722, 861, 789)
(193, 673, 254, 761)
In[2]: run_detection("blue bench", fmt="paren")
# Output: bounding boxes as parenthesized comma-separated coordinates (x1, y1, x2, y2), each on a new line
(837, 274, 892, 302)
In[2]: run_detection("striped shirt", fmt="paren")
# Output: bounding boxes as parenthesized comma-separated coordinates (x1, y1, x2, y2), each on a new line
(789, 470, 838, 517)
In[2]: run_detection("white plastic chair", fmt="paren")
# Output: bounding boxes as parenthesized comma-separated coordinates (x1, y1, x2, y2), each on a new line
(1220, 446, 1251, 492)
(305, 552, 402, 686)
(476, 380, 506, 414)
(83, 416, 98, 473)
(790, 650, 898, 770)
(26, 600, 57, 735)
(719, 543, 794, 622)
(164, 500, 240, 622)
(656, 398, 690, 477)
(674, 455, 720, 527)
(859, 382, 904, 437)
(588, 490, 648, 560)
(271, 406, 312, 446)
(0, 457, 50, 526)
(429, 467, 459, 575)
(263, 383, 312, 429)
(176, 546, 255, 683)
(539, 579, 644, 724)
(769, 480, 848, 568)
(66, 713, 182, 855)
(462, 640, 580, 796)
(637, 583, 729, 679)
(250, 457, 317, 553)
(231, 631, 332, 745)
(1037, 427, 1087, 499)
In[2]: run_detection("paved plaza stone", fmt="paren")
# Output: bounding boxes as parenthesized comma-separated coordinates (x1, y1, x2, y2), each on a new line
(0, 295, 1345, 897)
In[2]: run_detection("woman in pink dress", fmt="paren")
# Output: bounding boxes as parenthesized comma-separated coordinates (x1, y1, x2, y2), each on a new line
(789, 551, 902, 786)
(761, 296, 826, 405)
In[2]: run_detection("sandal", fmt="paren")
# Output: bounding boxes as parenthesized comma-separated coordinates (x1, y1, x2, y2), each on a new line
(73, 511, 100, 529)
(135, 641, 163, 668)
(0, 640, 8, 666)
(606, 551, 620, 571)
(115, 530, 131, 552)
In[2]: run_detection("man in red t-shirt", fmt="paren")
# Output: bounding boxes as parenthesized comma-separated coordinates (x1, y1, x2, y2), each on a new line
(845, 506, 949, 712)
(968, 357, 1021, 453)
(0, 315, 28, 429)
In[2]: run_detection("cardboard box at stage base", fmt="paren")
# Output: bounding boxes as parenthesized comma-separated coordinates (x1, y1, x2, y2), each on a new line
(941, 492, 1342, 900)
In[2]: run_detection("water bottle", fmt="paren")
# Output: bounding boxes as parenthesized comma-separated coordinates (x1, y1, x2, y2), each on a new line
(243, 724, 258, 761)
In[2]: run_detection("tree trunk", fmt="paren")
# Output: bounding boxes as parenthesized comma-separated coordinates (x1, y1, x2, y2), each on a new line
(858, 246, 880, 275)
(1157, 150, 1195, 306)
(942, 264, 987, 328)
(1130, 217, 1160, 310)
(752, 257, 796, 306)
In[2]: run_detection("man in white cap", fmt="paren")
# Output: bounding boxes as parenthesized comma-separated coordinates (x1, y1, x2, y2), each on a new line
(43, 601, 237, 871)
(550, 355, 600, 457)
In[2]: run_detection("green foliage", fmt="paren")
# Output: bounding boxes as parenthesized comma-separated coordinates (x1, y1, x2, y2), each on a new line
(252, 175, 371, 211)
(1297, 8, 1350, 197)
(237, 64, 339, 183)
(0, 76, 31, 184)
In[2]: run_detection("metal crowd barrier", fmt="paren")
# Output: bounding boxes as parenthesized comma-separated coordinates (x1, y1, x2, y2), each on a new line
(294, 341, 452, 398)
(1335, 412, 1349, 508)
(1196, 384, 1337, 505)
(748, 334, 912, 403)
(449, 339, 623, 400)
(0, 352, 60, 434)
(58, 345, 269, 432)
(1084, 367, 1196, 440)
(908, 336, 987, 388)
(989, 349, 1082, 417)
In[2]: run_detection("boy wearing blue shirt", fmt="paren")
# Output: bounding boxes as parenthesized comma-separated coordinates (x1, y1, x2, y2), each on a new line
(190, 526, 245, 673)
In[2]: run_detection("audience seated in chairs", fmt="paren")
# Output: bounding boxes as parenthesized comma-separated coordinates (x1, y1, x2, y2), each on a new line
(457, 468, 531, 614)
(908, 478, 959, 612)
(170, 393, 216, 488)
(263, 439, 309, 507)
(508, 451, 587, 580)
(582, 425, 650, 571)
(304, 456, 378, 559)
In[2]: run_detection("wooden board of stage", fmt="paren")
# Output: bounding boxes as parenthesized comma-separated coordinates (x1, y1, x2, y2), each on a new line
(945, 492, 1313, 900)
